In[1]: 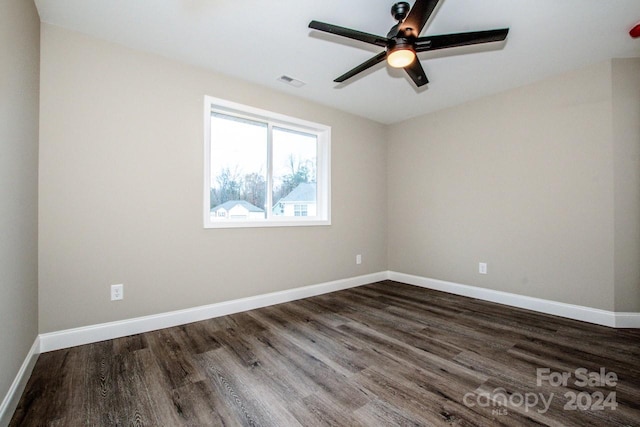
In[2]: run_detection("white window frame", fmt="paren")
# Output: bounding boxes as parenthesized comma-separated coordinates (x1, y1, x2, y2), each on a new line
(204, 96, 331, 228)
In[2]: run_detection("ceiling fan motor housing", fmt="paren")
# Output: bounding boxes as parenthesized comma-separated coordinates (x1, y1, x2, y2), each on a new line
(388, 38, 412, 52)
(391, 2, 411, 21)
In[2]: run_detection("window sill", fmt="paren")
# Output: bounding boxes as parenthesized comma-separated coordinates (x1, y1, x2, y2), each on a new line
(204, 219, 331, 229)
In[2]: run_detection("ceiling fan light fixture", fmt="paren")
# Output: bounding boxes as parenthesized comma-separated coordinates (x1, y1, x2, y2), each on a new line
(387, 46, 416, 68)
(309, 0, 510, 87)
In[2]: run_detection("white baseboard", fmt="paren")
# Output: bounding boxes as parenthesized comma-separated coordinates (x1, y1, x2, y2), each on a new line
(36, 270, 640, 355)
(39, 271, 388, 353)
(0, 337, 40, 427)
(613, 312, 640, 328)
(387, 271, 640, 328)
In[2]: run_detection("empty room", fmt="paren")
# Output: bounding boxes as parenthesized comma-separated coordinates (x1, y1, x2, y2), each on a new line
(2, 0, 640, 425)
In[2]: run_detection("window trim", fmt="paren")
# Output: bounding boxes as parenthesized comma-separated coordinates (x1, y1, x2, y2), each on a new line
(203, 96, 331, 229)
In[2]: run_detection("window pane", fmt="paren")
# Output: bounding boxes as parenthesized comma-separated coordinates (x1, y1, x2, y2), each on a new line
(271, 127, 317, 218)
(204, 96, 330, 228)
(210, 113, 267, 221)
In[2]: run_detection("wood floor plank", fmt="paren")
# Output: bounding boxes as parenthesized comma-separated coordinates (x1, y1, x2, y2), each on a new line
(110, 350, 159, 426)
(295, 392, 366, 427)
(247, 305, 368, 376)
(10, 280, 640, 426)
(84, 341, 121, 426)
(12, 347, 85, 426)
(144, 328, 206, 390)
(252, 329, 369, 411)
(171, 321, 223, 355)
(133, 348, 195, 425)
(199, 347, 303, 426)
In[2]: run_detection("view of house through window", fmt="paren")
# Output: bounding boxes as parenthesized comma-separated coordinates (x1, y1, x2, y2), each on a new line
(272, 127, 317, 218)
(204, 97, 330, 228)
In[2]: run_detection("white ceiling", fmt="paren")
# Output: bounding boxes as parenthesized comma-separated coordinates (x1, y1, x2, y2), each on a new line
(35, 0, 640, 124)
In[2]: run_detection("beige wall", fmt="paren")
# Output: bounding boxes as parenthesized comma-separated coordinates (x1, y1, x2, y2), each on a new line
(388, 61, 617, 310)
(612, 58, 640, 312)
(0, 0, 40, 409)
(36, 23, 640, 334)
(38, 24, 387, 333)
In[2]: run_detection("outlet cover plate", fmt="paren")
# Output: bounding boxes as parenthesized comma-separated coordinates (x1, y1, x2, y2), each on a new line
(111, 284, 124, 301)
(479, 263, 487, 274)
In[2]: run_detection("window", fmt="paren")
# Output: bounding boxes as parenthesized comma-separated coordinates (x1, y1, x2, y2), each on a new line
(204, 96, 331, 228)
(294, 204, 308, 217)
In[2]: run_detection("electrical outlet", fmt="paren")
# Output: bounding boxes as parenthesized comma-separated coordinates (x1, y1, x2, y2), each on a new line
(479, 263, 488, 274)
(356, 254, 362, 265)
(111, 284, 124, 301)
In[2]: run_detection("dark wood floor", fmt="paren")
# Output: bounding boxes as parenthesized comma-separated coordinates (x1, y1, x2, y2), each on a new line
(10, 281, 640, 426)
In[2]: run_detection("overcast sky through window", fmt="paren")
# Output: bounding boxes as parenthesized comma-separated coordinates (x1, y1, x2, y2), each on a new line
(210, 114, 317, 189)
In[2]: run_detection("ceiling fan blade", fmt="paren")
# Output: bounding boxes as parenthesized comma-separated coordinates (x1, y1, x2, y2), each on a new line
(334, 51, 387, 83)
(309, 21, 389, 47)
(404, 59, 429, 87)
(415, 28, 509, 52)
(398, 0, 441, 38)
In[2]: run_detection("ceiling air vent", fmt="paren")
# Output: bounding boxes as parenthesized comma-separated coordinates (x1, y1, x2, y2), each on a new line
(277, 75, 306, 88)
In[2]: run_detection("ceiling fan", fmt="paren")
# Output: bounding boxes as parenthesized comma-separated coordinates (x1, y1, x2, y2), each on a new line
(309, 0, 509, 87)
